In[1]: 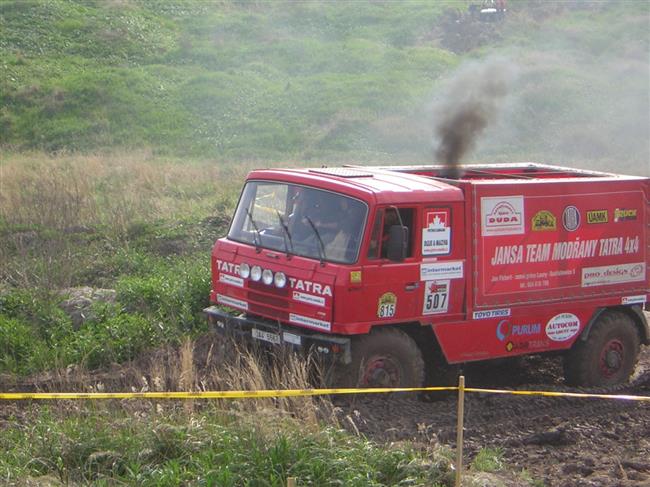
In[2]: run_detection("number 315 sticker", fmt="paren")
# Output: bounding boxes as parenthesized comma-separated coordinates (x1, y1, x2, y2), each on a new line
(423, 280, 450, 315)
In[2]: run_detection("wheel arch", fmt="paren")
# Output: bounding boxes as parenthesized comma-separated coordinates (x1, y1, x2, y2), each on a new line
(580, 306, 649, 345)
(368, 322, 450, 365)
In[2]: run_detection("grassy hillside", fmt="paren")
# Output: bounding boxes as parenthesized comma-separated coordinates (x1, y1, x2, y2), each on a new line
(1, 0, 456, 159)
(1, 0, 648, 173)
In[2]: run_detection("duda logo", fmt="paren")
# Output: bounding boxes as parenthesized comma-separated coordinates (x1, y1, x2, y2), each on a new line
(487, 202, 521, 227)
(481, 196, 525, 236)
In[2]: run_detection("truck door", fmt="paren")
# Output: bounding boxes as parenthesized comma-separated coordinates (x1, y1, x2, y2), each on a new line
(360, 206, 421, 323)
(418, 202, 466, 321)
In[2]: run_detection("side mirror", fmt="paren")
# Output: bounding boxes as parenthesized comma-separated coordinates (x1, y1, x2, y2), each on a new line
(386, 225, 408, 262)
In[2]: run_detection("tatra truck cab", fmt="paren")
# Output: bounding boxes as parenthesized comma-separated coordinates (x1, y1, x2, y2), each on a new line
(205, 164, 649, 388)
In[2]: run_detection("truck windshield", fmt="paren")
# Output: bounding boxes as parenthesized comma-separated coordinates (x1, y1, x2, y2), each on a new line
(228, 181, 367, 264)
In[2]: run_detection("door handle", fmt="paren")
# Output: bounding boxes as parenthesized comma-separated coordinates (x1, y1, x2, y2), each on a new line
(405, 282, 420, 291)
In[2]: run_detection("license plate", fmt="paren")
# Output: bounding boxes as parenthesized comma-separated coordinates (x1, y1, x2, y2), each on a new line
(251, 328, 281, 345)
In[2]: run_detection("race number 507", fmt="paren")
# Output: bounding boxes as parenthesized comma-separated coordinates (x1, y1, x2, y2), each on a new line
(423, 280, 450, 315)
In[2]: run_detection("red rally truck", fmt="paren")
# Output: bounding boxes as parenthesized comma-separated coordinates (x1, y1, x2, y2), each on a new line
(204, 163, 649, 387)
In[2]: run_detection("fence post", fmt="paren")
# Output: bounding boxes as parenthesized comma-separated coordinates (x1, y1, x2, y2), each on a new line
(287, 477, 296, 487)
(455, 375, 466, 487)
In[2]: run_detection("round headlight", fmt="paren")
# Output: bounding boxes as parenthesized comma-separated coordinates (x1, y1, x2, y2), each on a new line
(262, 269, 274, 285)
(250, 265, 262, 281)
(274, 271, 287, 288)
(239, 262, 250, 279)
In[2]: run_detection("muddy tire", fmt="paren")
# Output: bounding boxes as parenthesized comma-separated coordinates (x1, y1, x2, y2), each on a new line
(333, 328, 425, 388)
(563, 311, 640, 387)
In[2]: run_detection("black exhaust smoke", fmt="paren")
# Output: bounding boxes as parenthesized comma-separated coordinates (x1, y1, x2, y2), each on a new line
(433, 59, 516, 178)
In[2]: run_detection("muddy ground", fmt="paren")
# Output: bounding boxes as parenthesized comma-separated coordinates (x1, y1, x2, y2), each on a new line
(2, 327, 649, 486)
(336, 345, 650, 487)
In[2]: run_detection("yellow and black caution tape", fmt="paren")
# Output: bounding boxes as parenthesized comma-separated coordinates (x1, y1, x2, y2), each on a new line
(0, 386, 648, 401)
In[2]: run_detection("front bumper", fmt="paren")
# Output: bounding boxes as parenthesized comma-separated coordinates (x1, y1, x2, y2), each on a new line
(204, 305, 352, 364)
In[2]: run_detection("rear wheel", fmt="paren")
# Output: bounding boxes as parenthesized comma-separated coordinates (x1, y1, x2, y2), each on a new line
(333, 328, 425, 388)
(563, 311, 640, 387)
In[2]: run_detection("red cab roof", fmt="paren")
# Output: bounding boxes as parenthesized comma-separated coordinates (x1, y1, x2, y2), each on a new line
(246, 166, 465, 205)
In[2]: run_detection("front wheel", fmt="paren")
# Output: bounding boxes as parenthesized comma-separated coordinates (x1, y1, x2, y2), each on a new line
(332, 328, 425, 388)
(563, 311, 640, 387)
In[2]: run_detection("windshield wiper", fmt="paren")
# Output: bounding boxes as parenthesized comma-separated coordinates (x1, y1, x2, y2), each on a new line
(305, 216, 327, 265)
(244, 207, 262, 253)
(276, 210, 294, 258)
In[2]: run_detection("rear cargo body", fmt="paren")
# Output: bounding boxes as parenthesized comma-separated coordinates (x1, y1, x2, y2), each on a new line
(206, 163, 649, 387)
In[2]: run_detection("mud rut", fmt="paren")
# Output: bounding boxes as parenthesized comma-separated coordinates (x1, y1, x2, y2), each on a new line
(2, 330, 649, 486)
(334, 346, 650, 487)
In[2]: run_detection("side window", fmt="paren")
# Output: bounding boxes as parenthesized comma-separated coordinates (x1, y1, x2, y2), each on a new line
(367, 207, 415, 259)
(367, 210, 384, 259)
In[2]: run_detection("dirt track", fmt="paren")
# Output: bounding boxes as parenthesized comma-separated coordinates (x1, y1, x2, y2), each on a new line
(2, 322, 649, 486)
(336, 345, 650, 486)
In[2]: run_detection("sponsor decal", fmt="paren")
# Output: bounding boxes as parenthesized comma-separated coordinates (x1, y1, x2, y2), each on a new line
(562, 206, 580, 231)
(490, 245, 524, 265)
(420, 261, 464, 280)
(217, 261, 332, 296)
(581, 262, 646, 287)
(481, 196, 525, 236)
(546, 313, 580, 342)
(422, 209, 451, 255)
(614, 208, 637, 222)
(350, 271, 362, 284)
(423, 280, 450, 315)
(505, 339, 550, 353)
(293, 291, 325, 307)
(622, 295, 647, 305)
(217, 294, 248, 310)
(289, 278, 332, 297)
(289, 313, 331, 332)
(531, 210, 557, 231)
(219, 273, 244, 288)
(496, 320, 542, 341)
(472, 308, 511, 320)
(377, 292, 397, 318)
(587, 210, 608, 224)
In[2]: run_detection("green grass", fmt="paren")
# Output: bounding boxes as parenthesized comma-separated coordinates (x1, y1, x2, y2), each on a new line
(2, 0, 645, 172)
(0, 407, 455, 486)
(0, 254, 211, 375)
(471, 447, 504, 473)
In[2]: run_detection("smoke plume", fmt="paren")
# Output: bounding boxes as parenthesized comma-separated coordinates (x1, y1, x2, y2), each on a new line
(432, 58, 517, 177)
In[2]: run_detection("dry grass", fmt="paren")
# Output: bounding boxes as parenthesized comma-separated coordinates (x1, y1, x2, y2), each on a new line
(0, 151, 251, 232)
(9, 335, 334, 427)
(0, 151, 258, 288)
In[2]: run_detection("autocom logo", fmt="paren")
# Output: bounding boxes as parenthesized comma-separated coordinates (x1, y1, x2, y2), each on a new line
(481, 196, 525, 236)
(545, 313, 580, 342)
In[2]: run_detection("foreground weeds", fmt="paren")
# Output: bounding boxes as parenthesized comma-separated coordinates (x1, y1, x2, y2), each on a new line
(0, 338, 456, 486)
(0, 404, 455, 486)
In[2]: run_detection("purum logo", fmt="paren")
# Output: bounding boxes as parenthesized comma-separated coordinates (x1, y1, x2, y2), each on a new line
(496, 320, 541, 341)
